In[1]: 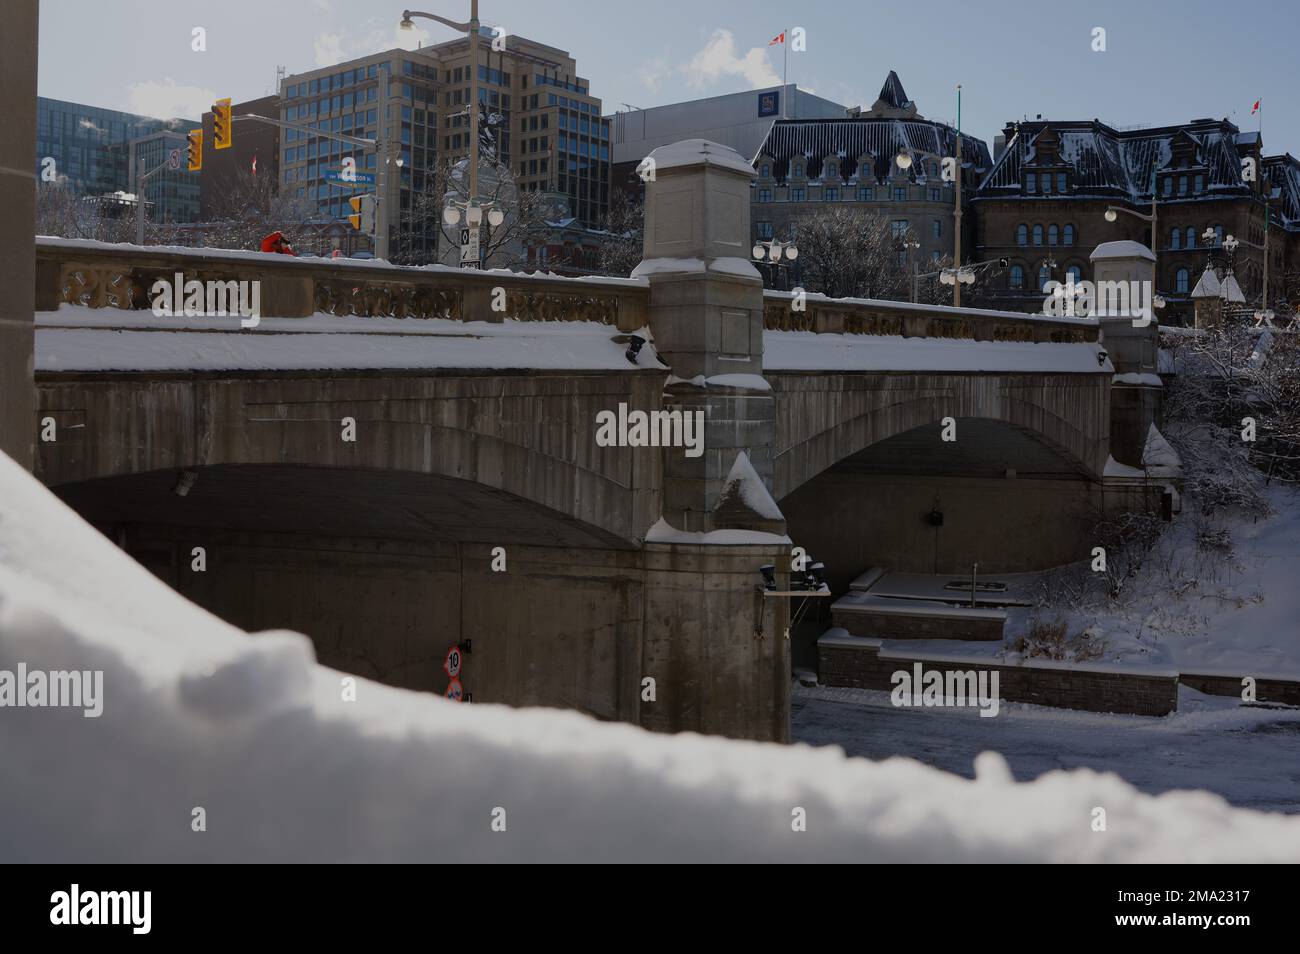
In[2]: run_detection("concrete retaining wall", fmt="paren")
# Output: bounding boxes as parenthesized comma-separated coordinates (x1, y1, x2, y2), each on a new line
(818, 631, 1179, 717)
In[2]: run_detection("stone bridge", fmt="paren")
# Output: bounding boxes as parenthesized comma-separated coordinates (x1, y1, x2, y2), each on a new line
(24, 141, 1167, 742)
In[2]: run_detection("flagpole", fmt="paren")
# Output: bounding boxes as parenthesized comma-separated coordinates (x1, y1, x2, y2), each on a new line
(782, 27, 788, 119)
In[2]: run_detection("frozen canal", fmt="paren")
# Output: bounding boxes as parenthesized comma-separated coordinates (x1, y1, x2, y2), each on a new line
(793, 684, 1300, 814)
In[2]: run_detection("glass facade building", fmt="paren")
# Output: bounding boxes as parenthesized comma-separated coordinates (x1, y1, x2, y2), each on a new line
(36, 97, 199, 222)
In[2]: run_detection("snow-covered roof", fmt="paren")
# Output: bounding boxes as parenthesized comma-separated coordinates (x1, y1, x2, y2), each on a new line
(976, 118, 1252, 200)
(645, 139, 756, 177)
(1191, 266, 1222, 299)
(1090, 240, 1156, 262)
(1220, 271, 1246, 304)
(753, 117, 991, 183)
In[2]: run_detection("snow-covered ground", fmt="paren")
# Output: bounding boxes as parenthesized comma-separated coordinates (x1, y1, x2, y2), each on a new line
(794, 685, 1300, 814)
(853, 485, 1300, 679)
(5, 450, 1300, 861)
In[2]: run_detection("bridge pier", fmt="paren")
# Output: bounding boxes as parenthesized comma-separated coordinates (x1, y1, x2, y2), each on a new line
(1090, 241, 1164, 468)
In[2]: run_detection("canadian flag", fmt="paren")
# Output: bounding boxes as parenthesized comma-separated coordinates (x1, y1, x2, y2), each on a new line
(251, 153, 257, 176)
(1251, 99, 1261, 115)
(769, 31, 785, 46)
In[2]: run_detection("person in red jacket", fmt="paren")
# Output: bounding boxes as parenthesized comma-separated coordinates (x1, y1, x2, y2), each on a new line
(260, 230, 297, 255)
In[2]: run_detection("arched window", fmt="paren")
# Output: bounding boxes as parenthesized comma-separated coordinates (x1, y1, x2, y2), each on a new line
(793, 162, 803, 177)
(1066, 265, 1083, 284)
(1063, 224, 1075, 246)
(1017, 223, 1028, 246)
(1176, 268, 1189, 294)
(760, 163, 770, 177)
(1009, 264, 1025, 289)
(1038, 265, 1052, 291)
(1033, 224, 1044, 246)
(826, 161, 837, 179)
(1185, 227, 1195, 248)
(1048, 224, 1059, 246)
(1170, 228, 1181, 250)
(1214, 224, 1223, 246)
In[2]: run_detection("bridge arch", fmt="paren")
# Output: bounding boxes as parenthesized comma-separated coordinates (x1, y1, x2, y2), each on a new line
(768, 370, 1110, 501)
(36, 371, 663, 546)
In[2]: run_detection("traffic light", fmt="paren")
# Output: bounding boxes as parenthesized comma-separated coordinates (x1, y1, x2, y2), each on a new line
(186, 129, 203, 171)
(212, 98, 232, 150)
(348, 194, 376, 232)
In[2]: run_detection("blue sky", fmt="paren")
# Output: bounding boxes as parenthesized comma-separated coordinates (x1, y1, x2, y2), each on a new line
(37, 0, 1300, 155)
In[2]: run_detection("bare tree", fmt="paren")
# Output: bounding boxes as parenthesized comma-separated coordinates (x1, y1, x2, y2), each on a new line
(785, 206, 995, 305)
(35, 181, 133, 243)
(419, 152, 552, 269)
(595, 193, 644, 277)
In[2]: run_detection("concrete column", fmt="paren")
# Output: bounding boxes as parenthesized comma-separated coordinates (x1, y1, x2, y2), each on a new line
(0, 1, 37, 469)
(1090, 241, 1162, 467)
(631, 140, 793, 742)
(634, 139, 780, 532)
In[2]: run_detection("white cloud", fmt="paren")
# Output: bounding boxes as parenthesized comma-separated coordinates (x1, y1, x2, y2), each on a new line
(637, 56, 672, 93)
(313, 32, 346, 67)
(125, 78, 218, 121)
(682, 29, 781, 90)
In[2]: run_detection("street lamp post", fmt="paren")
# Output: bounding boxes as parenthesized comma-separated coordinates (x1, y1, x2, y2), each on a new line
(753, 238, 798, 290)
(402, 4, 481, 263)
(1104, 161, 1158, 286)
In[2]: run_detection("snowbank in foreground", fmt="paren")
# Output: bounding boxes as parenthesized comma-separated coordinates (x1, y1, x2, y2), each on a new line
(2, 452, 1299, 862)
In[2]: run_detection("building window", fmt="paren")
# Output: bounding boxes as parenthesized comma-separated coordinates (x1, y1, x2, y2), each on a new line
(1039, 265, 1052, 291)
(1025, 172, 1037, 193)
(826, 162, 837, 179)
(790, 187, 805, 201)
(1017, 223, 1028, 246)
(1178, 175, 1188, 195)
(1041, 175, 1052, 195)
(760, 163, 770, 177)
(758, 188, 772, 203)
(1056, 173, 1067, 193)
(1032, 224, 1043, 246)
(1066, 265, 1083, 284)
(858, 186, 873, 200)
(931, 250, 941, 262)
(824, 187, 839, 201)
(793, 162, 803, 177)
(1009, 264, 1025, 289)
(1194, 174, 1204, 192)
(1063, 223, 1075, 245)
(1170, 228, 1181, 250)
(1213, 224, 1223, 246)
(929, 187, 940, 201)
(1176, 268, 1189, 293)
(890, 219, 910, 239)
(893, 187, 906, 201)
(757, 221, 773, 239)
(932, 219, 941, 239)
(1186, 227, 1195, 248)
(1049, 224, 1059, 245)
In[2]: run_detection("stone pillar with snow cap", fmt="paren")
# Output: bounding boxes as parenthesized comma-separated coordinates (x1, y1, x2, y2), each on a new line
(1090, 240, 1163, 468)
(632, 140, 792, 743)
(633, 139, 780, 533)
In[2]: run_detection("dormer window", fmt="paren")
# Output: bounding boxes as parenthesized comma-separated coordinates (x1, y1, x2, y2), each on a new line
(793, 161, 804, 177)
(826, 161, 837, 178)
(760, 163, 770, 177)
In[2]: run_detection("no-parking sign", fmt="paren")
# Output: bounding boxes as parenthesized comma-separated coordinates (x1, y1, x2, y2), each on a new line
(445, 677, 464, 702)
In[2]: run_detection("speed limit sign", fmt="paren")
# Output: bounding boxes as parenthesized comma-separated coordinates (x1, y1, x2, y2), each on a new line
(444, 645, 462, 679)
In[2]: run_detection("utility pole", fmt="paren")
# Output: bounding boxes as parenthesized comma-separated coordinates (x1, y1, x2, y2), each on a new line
(469, 0, 480, 210)
(953, 84, 962, 308)
(374, 74, 389, 262)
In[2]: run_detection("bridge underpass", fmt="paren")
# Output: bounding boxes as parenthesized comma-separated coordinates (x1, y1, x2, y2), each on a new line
(56, 464, 651, 720)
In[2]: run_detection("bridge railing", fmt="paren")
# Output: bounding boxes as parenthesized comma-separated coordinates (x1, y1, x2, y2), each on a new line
(763, 290, 1099, 344)
(34, 237, 649, 332)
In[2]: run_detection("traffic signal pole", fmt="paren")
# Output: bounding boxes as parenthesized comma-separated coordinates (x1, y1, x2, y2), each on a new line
(230, 113, 386, 257)
(134, 153, 180, 246)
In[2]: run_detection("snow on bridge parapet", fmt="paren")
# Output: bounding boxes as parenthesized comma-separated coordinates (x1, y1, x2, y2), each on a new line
(35, 235, 649, 331)
(762, 288, 1100, 345)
